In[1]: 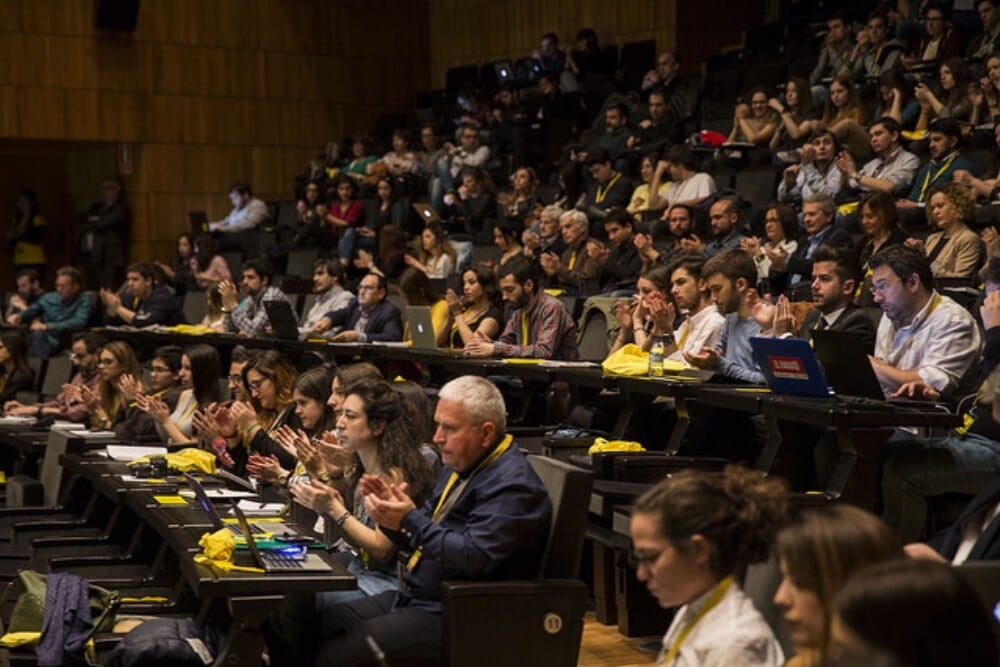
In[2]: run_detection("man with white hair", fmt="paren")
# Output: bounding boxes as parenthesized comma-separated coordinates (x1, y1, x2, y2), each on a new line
(275, 375, 552, 665)
(538, 209, 599, 293)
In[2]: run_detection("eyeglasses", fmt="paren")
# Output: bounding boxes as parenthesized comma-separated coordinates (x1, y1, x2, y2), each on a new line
(247, 377, 271, 392)
(228, 374, 243, 383)
(869, 277, 901, 295)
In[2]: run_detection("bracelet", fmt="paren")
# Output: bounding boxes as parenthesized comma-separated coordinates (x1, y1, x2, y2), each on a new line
(334, 510, 352, 527)
(277, 472, 290, 487)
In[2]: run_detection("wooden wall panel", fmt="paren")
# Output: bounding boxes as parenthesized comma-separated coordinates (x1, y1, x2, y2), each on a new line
(0, 0, 430, 267)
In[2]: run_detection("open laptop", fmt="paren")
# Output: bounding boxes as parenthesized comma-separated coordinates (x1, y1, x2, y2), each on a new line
(750, 337, 834, 398)
(264, 300, 301, 340)
(412, 203, 442, 225)
(232, 503, 333, 573)
(183, 473, 287, 535)
(493, 61, 513, 82)
(405, 305, 439, 351)
(811, 329, 886, 400)
(188, 211, 209, 235)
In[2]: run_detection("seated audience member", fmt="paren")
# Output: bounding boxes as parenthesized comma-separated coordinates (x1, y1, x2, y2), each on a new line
(682, 197, 745, 259)
(4, 332, 103, 423)
(832, 560, 998, 667)
(200, 285, 226, 332)
(189, 233, 232, 289)
(589, 208, 642, 292)
(641, 50, 680, 94)
(498, 166, 538, 229)
(769, 77, 816, 158)
(0, 331, 34, 405)
(575, 104, 631, 166)
(538, 210, 599, 293)
(628, 154, 671, 221)
(338, 136, 378, 184)
(857, 192, 908, 303)
(441, 266, 502, 349)
(817, 76, 869, 160)
(399, 267, 448, 342)
(208, 181, 268, 234)
(808, 15, 853, 102)
(406, 222, 456, 279)
(630, 466, 788, 666)
(968, 0, 1000, 62)
(846, 12, 903, 83)
(914, 3, 964, 71)
(874, 70, 920, 131)
(299, 259, 354, 339)
(100, 262, 183, 327)
(904, 183, 984, 281)
(219, 258, 292, 338)
(273, 375, 550, 665)
(380, 128, 420, 178)
(4, 268, 44, 321)
(444, 168, 496, 238)
(610, 265, 673, 354)
(685, 249, 764, 383)
(364, 224, 408, 283)
(953, 122, 1000, 204)
(465, 257, 578, 360)
(651, 146, 716, 209)
(535, 32, 566, 76)
(372, 177, 406, 229)
(899, 119, 972, 209)
(245, 366, 337, 488)
(7, 266, 92, 358)
(528, 205, 566, 259)
(773, 505, 904, 667)
(580, 149, 632, 230)
(325, 177, 368, 261)
(869, 245, 982, 398)
(272, 379, 436, 642)
(430, 124, 490, 213)
(769, 245, 876, 351)
(835, 117, 920, 204)
(768, 194, 852, 301)
(636, 204, 695, 270)
(741, 204, 800, 289)
(665, 258, 725, 362)
(311, 272, 403, 343)
(914, 59, 977, 130)
(224, 350, 300, 477)
(82, 341, 141, 432)
(727, 86, 779, 150)
(155, 233, 196, 294)
(417, 126, 444, 185)
(492, 220, 525, 268)
(113, 344, 183, 442)
(627, 87, 683, 156)
(776, 130, 843, 206)
(139, 344, 222, 445)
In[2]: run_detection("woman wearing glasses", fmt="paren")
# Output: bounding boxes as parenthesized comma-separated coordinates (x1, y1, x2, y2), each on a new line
(629, 466, 788, 667)
(138, 344, 222, 445)
(82, 341, 142, 432)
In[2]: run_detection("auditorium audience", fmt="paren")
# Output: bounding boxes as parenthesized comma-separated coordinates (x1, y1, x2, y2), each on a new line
(630, 466, 788, 666)
(682, 197, 745, 259)
(904, 182, 984, 280)
(219, 258, 292, 338)
(492, 220, 525, 268)
(100, 262, 183, 327)
(82, 340, 141, 432)
(899, 119, 972, 210)
(610, 265, 673, 354)
(3, 332, 102, 423)
(430, 124, 490, 212)
(398, 267, 449, 342)
(406, 221, 456, 279)
(440, 266, 502, 349)
(627, 155, 671, 221)
(7, 266, 92, 358)
(498, 166, 539, 228)
(857, 192, 909, 298)
(299, 259, 354, 339)
(4, 268, 43, 323)
(835, 117, 919, 203)
(776, 130, 843, 206)
(818, 76, 869, 159)
(113, 344, 182, 442)
(539, 209, 599, 293)
(311, 271, 403, 343)
(769, 77, 816, 158)
(188, 233, 232, 289)
(768, 194, 852, 301)
(0, 330, 34, 405)
(207, 181, 268, 235)
(155, 233, 197, 295)
(139, 344, 222, 445)
(741, 204, 800, 288)
(589, 207, 642, 292)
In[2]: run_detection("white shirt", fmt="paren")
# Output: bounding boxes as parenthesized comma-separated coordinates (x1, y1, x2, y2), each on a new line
(669, 304, 725, 363)
(665, 173, 716, 206)
(656, 581, 784, 667)
(874, 290, 982, 396)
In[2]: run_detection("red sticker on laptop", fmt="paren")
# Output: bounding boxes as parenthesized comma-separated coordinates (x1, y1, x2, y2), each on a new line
(767, 356, 808, 380)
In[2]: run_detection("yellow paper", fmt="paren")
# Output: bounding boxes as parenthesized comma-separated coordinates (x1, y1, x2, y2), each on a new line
(503, 358, 544, 365)
(153, 495, 188, 505)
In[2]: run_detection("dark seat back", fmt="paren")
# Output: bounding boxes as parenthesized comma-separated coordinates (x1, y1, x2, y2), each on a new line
(527, 454, 593, 580)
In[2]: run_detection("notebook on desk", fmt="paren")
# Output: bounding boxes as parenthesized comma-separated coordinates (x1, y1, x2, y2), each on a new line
(232, 503, 333, 573)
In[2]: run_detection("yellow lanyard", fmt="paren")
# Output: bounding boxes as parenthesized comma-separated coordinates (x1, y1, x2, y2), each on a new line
(662, 576, 733, 665)
(918, 155, 956, 201)
(567, 249, 577, 270)
(595, 172, 622, 204)
(129, 386, 169, 409)
(407, 434, 514, 572)
(132, 296, 140, 310)
(178, 396, 199, 423)
(521, 310, 530, 345)
(677, 322, 690, 349)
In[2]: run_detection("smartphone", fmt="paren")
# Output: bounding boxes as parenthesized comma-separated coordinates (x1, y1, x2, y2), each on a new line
(275, 534, 317, 544)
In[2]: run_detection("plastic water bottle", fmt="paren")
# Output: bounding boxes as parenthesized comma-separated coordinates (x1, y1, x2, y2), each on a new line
(649, 337, 664, 377)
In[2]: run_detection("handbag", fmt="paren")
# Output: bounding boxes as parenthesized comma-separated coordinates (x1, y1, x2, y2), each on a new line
(2, 569, 120, 637)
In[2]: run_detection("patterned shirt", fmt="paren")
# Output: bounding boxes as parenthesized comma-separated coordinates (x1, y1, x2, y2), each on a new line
(493, 292, 579, 360)
(225, 285, 291, 338)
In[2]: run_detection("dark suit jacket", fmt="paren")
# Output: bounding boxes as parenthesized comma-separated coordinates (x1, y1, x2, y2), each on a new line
(323, 299, 403, 342)
(930, 477, 1000, 562)
(773, 227, 853, 300)
(799, 303, 876, 354)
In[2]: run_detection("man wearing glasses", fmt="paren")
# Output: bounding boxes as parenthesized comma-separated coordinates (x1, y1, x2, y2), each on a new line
(311, 272, 402, 343)
(869, 245, 980, 399)
(4, 332, 104, 423)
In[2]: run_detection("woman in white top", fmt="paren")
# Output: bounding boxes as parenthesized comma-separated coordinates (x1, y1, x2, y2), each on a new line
(405, 221, 456, 278)
(742, 204, 800, 288)
(138, 344, 222, 444)
(631, 466, 788, 667)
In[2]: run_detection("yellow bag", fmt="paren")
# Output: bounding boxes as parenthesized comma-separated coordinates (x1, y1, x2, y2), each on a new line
(602, 343, 686, 376)
(588, 437, 646, 455)
(128, 447, 217, 474)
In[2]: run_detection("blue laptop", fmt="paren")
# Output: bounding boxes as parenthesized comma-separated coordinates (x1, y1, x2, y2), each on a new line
(749, 337, 834, 398)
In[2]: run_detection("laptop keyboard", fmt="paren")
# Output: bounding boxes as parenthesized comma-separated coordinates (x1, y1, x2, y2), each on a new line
(261, 551, 306, 569)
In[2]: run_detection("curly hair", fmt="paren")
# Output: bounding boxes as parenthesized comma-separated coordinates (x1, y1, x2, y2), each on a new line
(926, 181, 975, 226)
(340, 378, 436, 505)
(633, 465, 788, 580)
